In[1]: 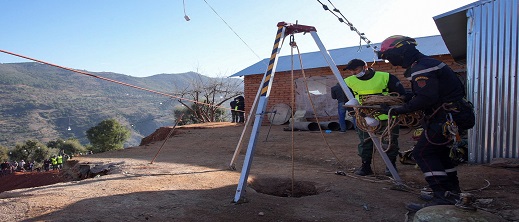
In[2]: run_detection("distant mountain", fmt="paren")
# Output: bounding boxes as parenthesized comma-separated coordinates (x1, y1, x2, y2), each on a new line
(0, 62, 243, 148)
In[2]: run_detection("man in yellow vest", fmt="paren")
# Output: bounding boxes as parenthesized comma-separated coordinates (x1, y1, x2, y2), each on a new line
(230, 99, 238, 123)
(343, 59, 407, 176)
(50, 155, 58, 171)
(57, 154, 63, 170)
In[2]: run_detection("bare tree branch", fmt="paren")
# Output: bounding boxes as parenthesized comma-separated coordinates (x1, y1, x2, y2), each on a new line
(172, 72, 243, 123)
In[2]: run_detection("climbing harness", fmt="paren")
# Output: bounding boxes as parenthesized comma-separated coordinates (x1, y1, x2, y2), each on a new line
(422, 102, 461, 146)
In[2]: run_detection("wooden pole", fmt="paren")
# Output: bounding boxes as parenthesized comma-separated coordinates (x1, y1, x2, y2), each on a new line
(150, 114, 184, 164)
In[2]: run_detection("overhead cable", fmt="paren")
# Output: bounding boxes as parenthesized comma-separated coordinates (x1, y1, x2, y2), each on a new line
(201, 0, 268, 67)
(316, 0, 378, 51)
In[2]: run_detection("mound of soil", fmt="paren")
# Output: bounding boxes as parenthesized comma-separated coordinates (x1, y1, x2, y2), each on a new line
(0, 170, 67, 193)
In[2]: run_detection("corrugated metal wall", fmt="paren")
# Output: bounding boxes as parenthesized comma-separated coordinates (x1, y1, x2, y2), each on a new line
(466, 0, 519, 163)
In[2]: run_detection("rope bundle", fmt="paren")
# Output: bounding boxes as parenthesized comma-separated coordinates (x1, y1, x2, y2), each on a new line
(361, 93, 404, 106)
(352, 94, 424, 151)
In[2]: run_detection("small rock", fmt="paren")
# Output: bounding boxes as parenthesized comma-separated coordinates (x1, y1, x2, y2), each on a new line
(476, 198, 493, 205)
(258, 212, 265, 216)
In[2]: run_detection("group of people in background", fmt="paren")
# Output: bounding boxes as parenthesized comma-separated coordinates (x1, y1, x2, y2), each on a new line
(1, 159, 35, 175)
(0, 152, 72, 176)
(43, 154, 67, 171)
(230, 96, 245, 123)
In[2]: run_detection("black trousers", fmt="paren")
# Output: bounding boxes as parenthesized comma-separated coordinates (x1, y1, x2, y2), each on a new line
(231, 111, 238, 122)
(237, 111, 244, 123)
(413, 118, 459, 192)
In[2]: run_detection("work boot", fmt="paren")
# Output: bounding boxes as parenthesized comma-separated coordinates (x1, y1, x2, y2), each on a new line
(419, 181, 462, 201)
(354, 162, 373, 176)
(447, 172, 462, 193)
(420, 188, 462, 201)
(406, 191, 459, 212)
(419, 191, 434, 201)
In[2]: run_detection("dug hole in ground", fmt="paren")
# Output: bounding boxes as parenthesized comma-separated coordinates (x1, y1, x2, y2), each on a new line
(0, 122, 518, 221)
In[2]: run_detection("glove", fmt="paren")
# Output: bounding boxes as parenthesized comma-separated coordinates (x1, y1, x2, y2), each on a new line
(379, 104, 401, 116)
(392, 106, 407, 115)
(378, 103, 391, 114)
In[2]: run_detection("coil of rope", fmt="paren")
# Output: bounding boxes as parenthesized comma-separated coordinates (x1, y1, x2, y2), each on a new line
(352, 93, 424, 151)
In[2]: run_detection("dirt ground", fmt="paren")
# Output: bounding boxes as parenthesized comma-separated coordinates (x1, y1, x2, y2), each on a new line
(1, 122, 518, 222)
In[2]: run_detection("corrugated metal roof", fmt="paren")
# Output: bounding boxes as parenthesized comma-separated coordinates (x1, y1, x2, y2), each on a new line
(230, 35, 450, 77)
(433, 0, 489, 63)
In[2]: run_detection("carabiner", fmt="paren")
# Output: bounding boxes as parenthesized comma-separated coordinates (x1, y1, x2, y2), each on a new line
(289, 35, 297, 47)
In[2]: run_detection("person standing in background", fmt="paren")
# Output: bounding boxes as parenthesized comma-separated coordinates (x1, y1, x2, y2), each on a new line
(56, 154, 63, 170)
(235, 96, 245, 123)
(50, 155, 57, 170)
(331, 83, 348, 132)
(230, 98, 238, 123)
(43, 159, 51, 171)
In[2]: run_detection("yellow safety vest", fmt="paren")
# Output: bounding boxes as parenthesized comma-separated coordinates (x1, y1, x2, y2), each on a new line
(345, 71, 390, 120)
(57, 155, 63, 164)
(51, 157, 57, 165)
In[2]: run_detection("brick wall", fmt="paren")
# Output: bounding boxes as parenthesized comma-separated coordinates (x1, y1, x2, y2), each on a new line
(243, 55, 465, 124)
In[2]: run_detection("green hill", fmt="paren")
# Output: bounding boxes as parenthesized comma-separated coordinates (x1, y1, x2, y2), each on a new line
(0, 62, 243, 148)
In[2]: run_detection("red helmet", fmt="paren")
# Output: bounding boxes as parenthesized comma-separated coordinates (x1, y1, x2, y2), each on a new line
(377, 35, 417, 60)
(379, 35, 417, 52)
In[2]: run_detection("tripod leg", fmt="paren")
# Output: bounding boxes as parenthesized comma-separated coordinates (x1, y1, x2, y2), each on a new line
(264, 112, 276, 142)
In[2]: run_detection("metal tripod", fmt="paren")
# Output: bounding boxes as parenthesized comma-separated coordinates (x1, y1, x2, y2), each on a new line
(232, 22, 401, 203)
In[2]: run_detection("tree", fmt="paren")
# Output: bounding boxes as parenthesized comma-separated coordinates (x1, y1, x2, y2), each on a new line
(173, 73, 243, 123)
(47, 138, 87, 155)
(9, 140, 50, 162)
(46, 139, 65, 150)
(32, 146, 53, 163)
(62, 139, 87, 155)
(86, 119, 131, 153)
(174, 102, 226, 125)
(0, 145, 9, 162)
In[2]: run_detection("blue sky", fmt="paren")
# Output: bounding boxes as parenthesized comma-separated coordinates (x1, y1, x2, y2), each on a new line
(0, 0, 476, 78)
